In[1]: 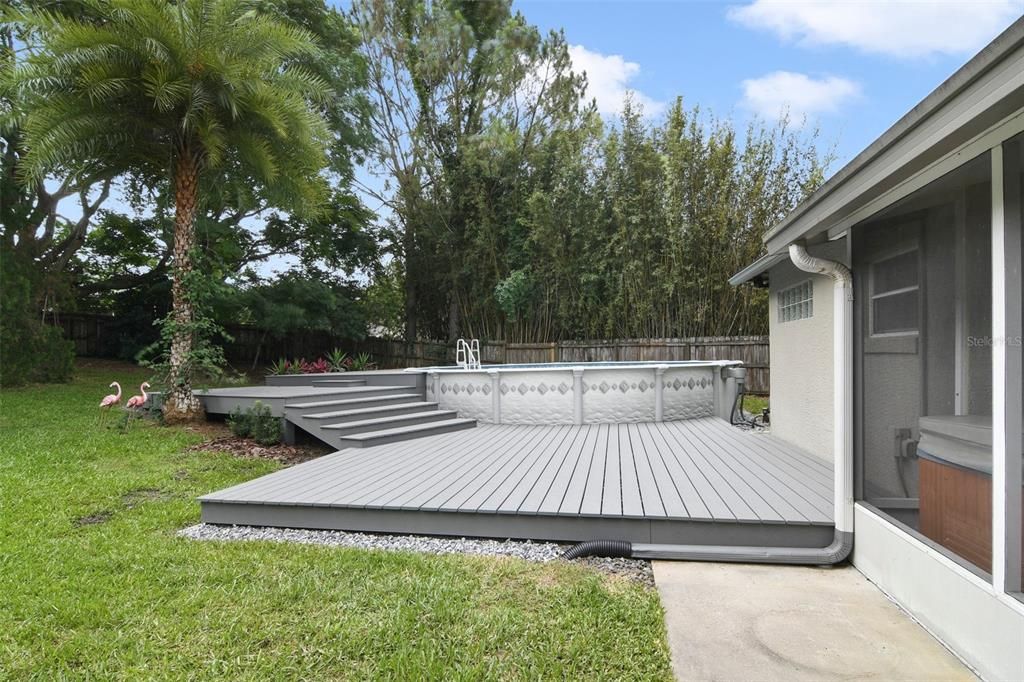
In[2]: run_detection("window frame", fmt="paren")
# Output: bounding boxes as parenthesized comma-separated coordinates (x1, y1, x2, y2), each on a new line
(868, 245, 921, 338)
(777, 279, 814, 323)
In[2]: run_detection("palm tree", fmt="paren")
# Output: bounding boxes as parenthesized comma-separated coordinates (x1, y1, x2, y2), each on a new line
(7, 0, 333, 420)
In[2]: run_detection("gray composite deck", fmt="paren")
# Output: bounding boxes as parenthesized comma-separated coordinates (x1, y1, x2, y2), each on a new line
(200, 417, 835, 547)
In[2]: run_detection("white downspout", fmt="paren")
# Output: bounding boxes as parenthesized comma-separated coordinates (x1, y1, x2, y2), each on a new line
(610, 243, 855, 565)
(788, 242, 855, 540)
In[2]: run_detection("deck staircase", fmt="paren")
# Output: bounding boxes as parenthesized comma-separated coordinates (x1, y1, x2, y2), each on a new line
(283, 381, 476, 449)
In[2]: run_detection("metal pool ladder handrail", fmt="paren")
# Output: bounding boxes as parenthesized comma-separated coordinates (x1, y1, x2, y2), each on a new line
(456, 338, 481, 370)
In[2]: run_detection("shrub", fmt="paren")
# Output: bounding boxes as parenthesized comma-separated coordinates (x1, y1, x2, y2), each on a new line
(350, 352, 376, 371)
(326, 348, 348, 372)
(249, 402, 282, 445)
(228, 401, 281, 445)
(227, 406, 252, 438)
(267, 358, 289, 376)
(0, 252, 75, 387)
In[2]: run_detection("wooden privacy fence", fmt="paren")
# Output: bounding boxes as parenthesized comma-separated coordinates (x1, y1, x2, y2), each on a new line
(52, 313, 353, 367)
(51, 313, 769, 394)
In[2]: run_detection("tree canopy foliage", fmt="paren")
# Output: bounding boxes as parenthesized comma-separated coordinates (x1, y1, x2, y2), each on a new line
(1, 0, 834, 386)
(1, 0, 373, 389)
(355, 0, 831, 343)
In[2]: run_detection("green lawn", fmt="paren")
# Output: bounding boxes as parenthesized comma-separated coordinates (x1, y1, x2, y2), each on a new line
(0, 361, 671, 680)
(741, 394, 769, 418)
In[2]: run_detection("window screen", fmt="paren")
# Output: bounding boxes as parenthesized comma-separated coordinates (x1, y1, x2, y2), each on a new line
(871, 250, 919, 335)
(778, 280, 813, 322)
(855, 150, 993, 577)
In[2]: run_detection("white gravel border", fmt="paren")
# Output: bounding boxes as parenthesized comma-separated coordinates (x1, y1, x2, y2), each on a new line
(179, 523, 654, 585)
(180, 523, 567, 561)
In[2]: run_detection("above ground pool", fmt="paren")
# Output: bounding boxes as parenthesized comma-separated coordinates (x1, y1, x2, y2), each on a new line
(408, 360, 744, 425)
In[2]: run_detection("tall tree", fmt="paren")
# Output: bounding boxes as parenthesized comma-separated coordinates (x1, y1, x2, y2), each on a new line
(3, 0, 373, 339)
(352, 0, 587, 343)
(1, 2, 110, 386)
(8, 0, 335, 419)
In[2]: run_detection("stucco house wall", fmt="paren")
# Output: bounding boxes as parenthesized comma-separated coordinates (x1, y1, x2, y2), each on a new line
(767, 238, 847, 462)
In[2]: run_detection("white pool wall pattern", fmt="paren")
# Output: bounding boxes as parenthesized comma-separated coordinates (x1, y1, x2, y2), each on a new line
(409, 361, 744, 425)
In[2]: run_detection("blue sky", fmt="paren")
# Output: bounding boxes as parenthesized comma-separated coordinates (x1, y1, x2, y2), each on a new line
(518, 0, 1024, 166)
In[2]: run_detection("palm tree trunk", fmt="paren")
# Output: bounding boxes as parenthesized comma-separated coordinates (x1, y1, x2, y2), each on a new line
(165, 147, 203, 421)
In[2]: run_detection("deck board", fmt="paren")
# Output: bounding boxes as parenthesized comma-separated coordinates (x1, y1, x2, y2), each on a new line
(682, 421, 806, 522)
(519, 425, 585, 513)
(477, 425, 568, 512)
(665, 421, 761, 520)
(404, 426, 527, 510)
(630, 423, 669, 518)
(578, 424, 609, 516)
(689, 418, 832, 521)
(554, 425, 599, 515)
(321, 427, 498, 507)
(346, 426, 498, 507)
(619, 425, 646, 518)
(435, 426, 549, 512)
(640, 421, 715, 520)
(200, 418, 835, 547)
(382, 426, 526, 510)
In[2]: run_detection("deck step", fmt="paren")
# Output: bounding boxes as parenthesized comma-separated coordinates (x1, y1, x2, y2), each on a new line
(311, 379, 367, 387)
(302, 401, 439, 422)
(337, 418, 477, 448)
(322, 410, 460, 435)
(284, 393, 419, 409)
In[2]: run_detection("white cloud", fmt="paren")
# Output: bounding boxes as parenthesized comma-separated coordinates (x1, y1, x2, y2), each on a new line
(740, 70, 860, 119)
(728, 0, 1024, 58)
(568, 45, 665, 117)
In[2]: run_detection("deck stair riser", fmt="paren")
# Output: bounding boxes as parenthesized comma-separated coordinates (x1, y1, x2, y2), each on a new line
(337, 418, 477, 448)
(301, 402, 440, 423)
(287, 401, 463, 447)
(322, 410, 461, 436)
(229, 373, 479, 449)
(280, 386, 415, 407)
(265, 372, 422, 389)
(311, 379, 367, 387)
(284, 393, 423, 415)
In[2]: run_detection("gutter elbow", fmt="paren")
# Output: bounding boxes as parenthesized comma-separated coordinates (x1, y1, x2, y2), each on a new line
(789, 242, 852, 288)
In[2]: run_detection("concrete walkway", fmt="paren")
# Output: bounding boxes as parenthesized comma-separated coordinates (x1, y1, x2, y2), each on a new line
(653, 562, 976, 681)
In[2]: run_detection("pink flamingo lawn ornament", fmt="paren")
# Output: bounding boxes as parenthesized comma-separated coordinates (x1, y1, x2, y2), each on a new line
(125, 382, 150, 411)
(98, 381, 122, 424)
(124, 382, 151, 428)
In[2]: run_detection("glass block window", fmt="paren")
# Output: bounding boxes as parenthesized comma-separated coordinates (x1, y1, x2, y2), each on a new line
(778, 280, 813, 322)
(870, 249, 919, 335)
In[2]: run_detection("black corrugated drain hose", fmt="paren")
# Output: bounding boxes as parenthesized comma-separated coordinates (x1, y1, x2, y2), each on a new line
(561, 540, 633, 560)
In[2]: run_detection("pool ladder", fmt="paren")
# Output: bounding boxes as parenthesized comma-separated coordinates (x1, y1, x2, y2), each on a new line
(456, 338, 481, 370)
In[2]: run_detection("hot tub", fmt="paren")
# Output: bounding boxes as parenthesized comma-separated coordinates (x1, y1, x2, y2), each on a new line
(407, 360, 744, 425)
(917, 415, 1024, 578)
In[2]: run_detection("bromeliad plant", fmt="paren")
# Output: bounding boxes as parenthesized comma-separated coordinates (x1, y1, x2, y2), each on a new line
(266, 351, 374, 375)
(300, 358, 330, 374)
(266, 356, 331, 375)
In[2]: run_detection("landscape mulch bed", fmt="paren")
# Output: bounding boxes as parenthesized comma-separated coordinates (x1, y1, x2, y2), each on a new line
(188, 436, 330, 466)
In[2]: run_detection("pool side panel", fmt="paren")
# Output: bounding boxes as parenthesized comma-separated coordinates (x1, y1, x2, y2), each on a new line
(427, 365, 723, 424)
